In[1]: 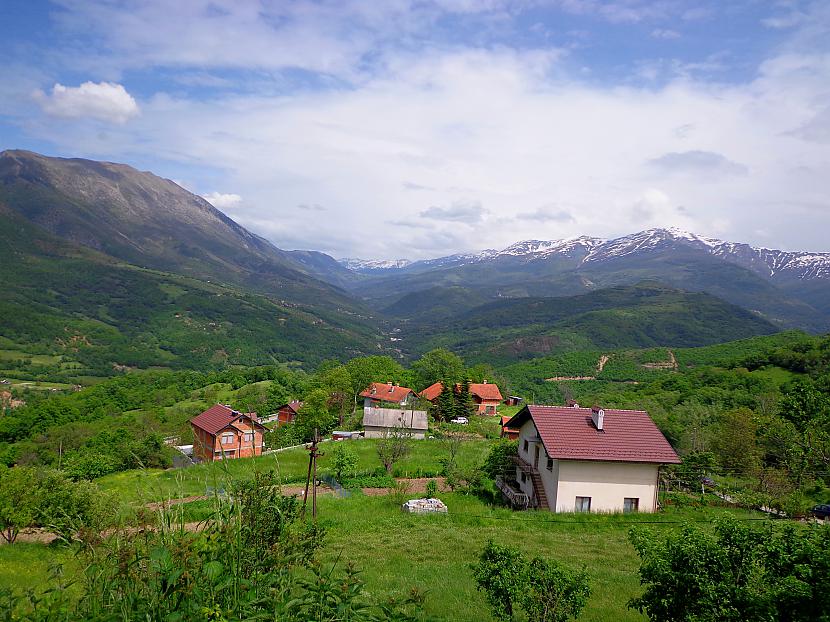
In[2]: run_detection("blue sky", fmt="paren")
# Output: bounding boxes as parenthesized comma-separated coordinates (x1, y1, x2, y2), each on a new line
(1, 0, 829, 258)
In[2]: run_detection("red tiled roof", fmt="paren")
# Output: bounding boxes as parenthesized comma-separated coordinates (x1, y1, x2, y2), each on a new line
(419, 382, 444, 402)
(507, 405, 680, 464)
(469, 382, 503, 401)
(360, 382, 415, 403)
(190, 404, 263, 436)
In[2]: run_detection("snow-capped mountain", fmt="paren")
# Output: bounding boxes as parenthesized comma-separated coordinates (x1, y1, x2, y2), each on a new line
(339, 228, 830, 282)
(339, 258, 413, 273)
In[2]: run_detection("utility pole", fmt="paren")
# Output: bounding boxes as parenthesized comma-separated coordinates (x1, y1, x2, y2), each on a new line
(302, 428, 323, 520)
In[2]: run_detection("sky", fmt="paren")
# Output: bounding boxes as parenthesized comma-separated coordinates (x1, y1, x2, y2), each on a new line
(1, 0, 829, 259)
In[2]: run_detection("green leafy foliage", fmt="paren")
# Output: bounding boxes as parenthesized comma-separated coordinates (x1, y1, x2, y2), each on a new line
(629, 517, 830, 622)
(331, 443, 359, 481)
(471, 540, 591, 622)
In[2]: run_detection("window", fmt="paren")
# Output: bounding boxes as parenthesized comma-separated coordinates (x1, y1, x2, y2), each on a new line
(520, 472, 527, 483)
(546, 458, 554, 471)
(485, 405, 495, 414)
(575, 496, 591, 512)
(221, 433, 235, 445)
(624, 498, 639, 513)
(523, 439, 529, 452)
(244, 432, 253, 442)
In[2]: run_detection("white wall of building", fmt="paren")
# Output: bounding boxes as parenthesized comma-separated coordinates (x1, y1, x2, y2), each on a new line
(555, 460, 659, 513)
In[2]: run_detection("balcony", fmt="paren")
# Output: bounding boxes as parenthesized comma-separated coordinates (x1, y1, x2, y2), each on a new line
(495, 476, 531, 510)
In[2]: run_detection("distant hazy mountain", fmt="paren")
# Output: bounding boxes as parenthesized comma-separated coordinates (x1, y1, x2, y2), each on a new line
(395, 283, 780, 363)
(0, 150, 385, 373)
(0, 149, 360, 311)
(334, 227, 830, 332)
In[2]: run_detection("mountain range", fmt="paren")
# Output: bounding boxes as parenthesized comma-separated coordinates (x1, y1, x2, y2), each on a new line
(325, 228, 830, 333)
(341, 228, 830, 283)
(0, 149, 827, 379)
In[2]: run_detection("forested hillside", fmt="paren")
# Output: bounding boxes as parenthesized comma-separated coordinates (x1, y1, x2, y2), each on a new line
(394, 283, 779, 363)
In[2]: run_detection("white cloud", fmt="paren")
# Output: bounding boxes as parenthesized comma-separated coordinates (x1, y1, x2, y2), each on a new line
(202, 192, 242, 209)
(421, 199, 487, 222)
(15, 2, 830, 258)
(517, 205, 575, 222)
(648, 150, 749, 177)
(33, 81, 139, 123)
(651, 28, 681, 39)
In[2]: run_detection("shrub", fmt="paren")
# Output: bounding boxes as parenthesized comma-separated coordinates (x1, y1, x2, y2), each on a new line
(629, 517, 830, 622)
(330, 443, 358, 482)
(471, 540, 590, 622)
(425, 479, 438, 499)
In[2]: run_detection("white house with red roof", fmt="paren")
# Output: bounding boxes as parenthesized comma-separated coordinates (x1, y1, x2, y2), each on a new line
(501, 404, 679, 513)
(360, 382, 416, 408)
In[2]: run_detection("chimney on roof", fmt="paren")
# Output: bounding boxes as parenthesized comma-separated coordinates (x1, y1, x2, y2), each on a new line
(483, 379, 487, 384)
(566, 399, 579, 408)
(389, 383, 394, 392)
(371, 386, 376, 395)
(591, 406, 604, 431)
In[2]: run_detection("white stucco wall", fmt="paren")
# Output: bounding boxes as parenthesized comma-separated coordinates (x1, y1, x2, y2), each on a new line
(555, 460, 659, 513)
(516, 419, 560, 510)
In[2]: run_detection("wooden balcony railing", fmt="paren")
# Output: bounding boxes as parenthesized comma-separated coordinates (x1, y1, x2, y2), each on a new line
(495, 476, 531, 510)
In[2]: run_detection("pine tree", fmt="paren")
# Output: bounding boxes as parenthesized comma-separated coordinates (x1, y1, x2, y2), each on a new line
(436, 382, 455, 422)
(457, 379, 476, 418)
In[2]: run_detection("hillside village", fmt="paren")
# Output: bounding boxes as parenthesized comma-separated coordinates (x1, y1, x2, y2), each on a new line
(4, 2, 830, 618)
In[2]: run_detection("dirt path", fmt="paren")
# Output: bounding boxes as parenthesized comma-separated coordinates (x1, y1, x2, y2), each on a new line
(6, 478, 450, 545)
(545, 354, 611, 382)
(642, 350, 678, 371)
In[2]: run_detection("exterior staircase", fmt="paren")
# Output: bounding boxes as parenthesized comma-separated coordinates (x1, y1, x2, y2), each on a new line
(513, 456, 549, 510)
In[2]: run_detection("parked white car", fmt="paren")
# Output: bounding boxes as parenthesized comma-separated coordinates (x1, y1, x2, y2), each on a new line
(450, 416, 469, 425)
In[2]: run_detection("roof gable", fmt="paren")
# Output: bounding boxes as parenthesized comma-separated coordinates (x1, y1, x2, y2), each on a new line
(509, 405, 680, 464)
(191, 404, 264, 436)
(360, 382, 415, 403)
(419, 382, 444, 401)
(469, 382, 502, 401)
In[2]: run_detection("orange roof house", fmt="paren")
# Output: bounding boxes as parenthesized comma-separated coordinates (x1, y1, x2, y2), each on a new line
(419, 382, 444, 403)
(360, 382, 416, 408)
(190, 404, 266, 462)
(419, 380, 503, 415)
(468, 381, 503, 414)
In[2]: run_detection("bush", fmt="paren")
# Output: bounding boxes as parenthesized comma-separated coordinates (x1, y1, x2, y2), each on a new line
(629, 517, 830, 622)
(482, 439, 517, 480)
(471, 540, 590, 622)
(425, 479, 438, 498)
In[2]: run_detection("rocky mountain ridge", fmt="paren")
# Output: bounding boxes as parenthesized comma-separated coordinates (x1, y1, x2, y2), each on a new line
(340, 227, 830, 282)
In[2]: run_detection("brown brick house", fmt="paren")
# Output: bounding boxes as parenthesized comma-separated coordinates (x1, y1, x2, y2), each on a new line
(190, 404, 266, 462)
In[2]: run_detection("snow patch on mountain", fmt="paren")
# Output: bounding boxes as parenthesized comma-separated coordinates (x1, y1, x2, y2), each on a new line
(338, 229, 830, 281)
(340, 258, 412, 271)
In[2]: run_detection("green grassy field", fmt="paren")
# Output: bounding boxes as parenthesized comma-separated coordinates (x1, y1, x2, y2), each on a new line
(96, 437, 493, 503)
(0, 492, 766, 621)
